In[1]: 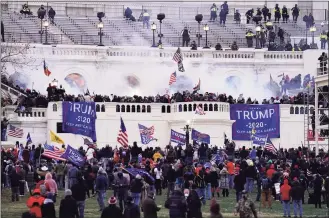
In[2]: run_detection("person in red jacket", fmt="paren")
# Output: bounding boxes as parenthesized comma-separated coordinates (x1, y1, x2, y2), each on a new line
(26, 189, 45, 218)
(280, 179, 291, 217)
(266, 164, 276, 179)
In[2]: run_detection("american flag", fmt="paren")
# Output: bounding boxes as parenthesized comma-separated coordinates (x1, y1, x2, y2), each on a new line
(173, 48, 185, 72)
(7, 124, 23, 138)
(169, 71, 177, 85)
(117, 117, 129, 147)
(195, 105, 206, 115)
(42, 143, 65, 161)
(173, 48, 183, 63)
(264, 137, 277, 154)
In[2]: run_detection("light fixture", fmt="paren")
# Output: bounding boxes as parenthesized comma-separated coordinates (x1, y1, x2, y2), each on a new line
(186, 120, 191, 125)
(97, 22, 104, 29)
(151, 22, 157, 30)
(310, 26, 316, 32)
(203, 24, 209, 31)
(43, 20, 49, 27)
(255, 26, 261, 32)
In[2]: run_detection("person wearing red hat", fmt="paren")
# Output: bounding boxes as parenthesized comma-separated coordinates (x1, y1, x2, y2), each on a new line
(101, 196, 122, 218)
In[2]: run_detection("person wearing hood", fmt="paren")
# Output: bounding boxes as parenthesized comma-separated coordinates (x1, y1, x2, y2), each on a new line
(165, 190, 187, 218)
(26, 189, 45, 218)
(113, 171, 129, 212)
(130, 174, 143, 206)
(220, 167, 229, 197)
(96, 167, 109, 211)
(124, 196, 141, 218)
(186, 186, 202, 218)
(290, 181, 303, 218)
(266, 164, 276, 179)
(261, 174, 272, 209)
(44, 173, 58, 203)
(41, 193, 56, 218)
(245, 161, 257, 194)
(101, 196, 122, 218)
(280, 179, 291, 217)
(68, 164, 79, 189)
(59, 189, 79, 218)
(142, 191, 161, 218)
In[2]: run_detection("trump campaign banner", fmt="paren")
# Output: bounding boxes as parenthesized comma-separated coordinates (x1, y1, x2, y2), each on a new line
(191, 129, 210, 144)
(230, 104, 280, 140)
(170, 129, 186, 145)
(62, 102, 97, 141)
(251, 134, 268, 146)
(60, 145, 85, 167)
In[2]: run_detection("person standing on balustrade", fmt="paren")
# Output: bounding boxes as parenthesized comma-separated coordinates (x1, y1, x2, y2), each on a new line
(181, 27, 191, 47)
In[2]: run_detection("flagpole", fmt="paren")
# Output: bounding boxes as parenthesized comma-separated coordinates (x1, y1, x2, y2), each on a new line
(261, 135, 269, 158)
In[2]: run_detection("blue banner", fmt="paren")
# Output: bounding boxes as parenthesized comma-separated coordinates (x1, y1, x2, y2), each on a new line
(191, 129, 210, 144)
(170, 129, 186, 145)
(230, 104, 280, 140)
(252, 134, 267, 146)
(123, 168, 155, 183)
(60, 145, 86, 167)
(62, 102, 97, 141)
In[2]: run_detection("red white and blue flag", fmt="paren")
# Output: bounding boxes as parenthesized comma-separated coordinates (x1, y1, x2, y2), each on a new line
(195, 105, 206, 115)
(117, 117, 129, 147)
(42, 143, 65, 161)
(169, 71, 177, 85)
(7, 124, 23, 138)
(138, 124, 157, 144)
(265, 137, 277, 154)
(43, 60, 51, 77)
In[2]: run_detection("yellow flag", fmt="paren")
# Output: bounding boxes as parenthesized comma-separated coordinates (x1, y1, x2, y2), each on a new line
(50, 130, 65, 144)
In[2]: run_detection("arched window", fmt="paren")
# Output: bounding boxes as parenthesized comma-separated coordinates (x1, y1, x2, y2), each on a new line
(142, 105, 146, 113)
(38, 112, 41, 117)
(126, 105, 131, 112)
(137, 105, 141, 113)
(34, 112, 37, 117)
(167, 105, 171, 113)
(121, 105, 125, 112)
(193, 104, 197, 111)
(96, 104, 100, 112)
(214, 104, 218, 111)
(289, 106, 294, 114)
(188, 104, 192, 111)
(183, 104, 187, 112)
(116, 105, 120, 112)
(179, 105, 182, 112)
(147, 105, 151, 113)
(42, 112, 45, 117)
(101, 104, 105, 112)
(305, 106, 309, 114)
(294, 107, 299, 114)
(209, 104, 213, 111)
(161, 105, 166, 113)
(204, 104, 208, 111)
(52, 103, 57, 112)
(132, 105, 136, 112)
(300, 107, 304, 114)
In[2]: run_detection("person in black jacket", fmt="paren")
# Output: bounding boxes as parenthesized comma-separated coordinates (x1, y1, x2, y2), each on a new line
(48, 7, 56, 24)
(234, 171, 246, 202)
(167, 165, 176, 199)
(313, 174, 323, 208)
(59, 189, 79, 218)
(124, 196, 140, 218)
(41, 193, 56, 218)
(101, 196, 123, 218)
(186, 188, 202, 218)
(21, 212, 37, 218)
(245, 163, 256, 193)
(10, 168, 20, 202)
(131, 142, 142, 163)
(290, 181, 303, 218)
(165, 190, 187, 218)
(71, 176, 87, 218)
(130, 174, 143, 206)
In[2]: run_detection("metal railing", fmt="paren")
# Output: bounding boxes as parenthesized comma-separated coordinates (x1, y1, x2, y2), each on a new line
(1, 1, 328, 21)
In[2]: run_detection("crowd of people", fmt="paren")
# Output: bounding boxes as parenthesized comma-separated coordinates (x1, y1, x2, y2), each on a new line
(2, 140, 329, 218)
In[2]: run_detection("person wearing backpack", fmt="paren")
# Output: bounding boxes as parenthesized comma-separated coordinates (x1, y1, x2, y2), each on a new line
(261, 175, 272, 209)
